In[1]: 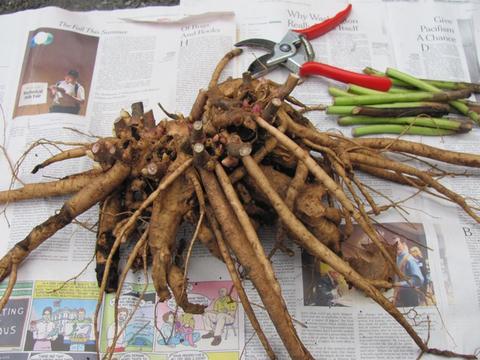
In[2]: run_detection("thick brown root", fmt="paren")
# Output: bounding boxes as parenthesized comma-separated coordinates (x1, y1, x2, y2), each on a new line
(354, 138, 480, 167)
(273, 161, 308, 255)
(0, 170, 101, 203)
(205, 205, 276, 359)
(94, 157, 192, 355)
(0, 264, 17, 310)
(346, 242, 397, 283)
(255, 116, 401, 278)
(349, 152, 480, 222)
(95, 190, 123, 292)
(199, 167, 313, 360)
(243, 165, 342, 252)
(31, 146, 89, 174)
(215, 162, 282, 294)
(190, 89, 208, 122)
(149, 173, 193, 301)
(0, 161, 130, 284)
(167, 264, 207, 314)
(209, 48, 242, 89)
(353, 163, 426, 187)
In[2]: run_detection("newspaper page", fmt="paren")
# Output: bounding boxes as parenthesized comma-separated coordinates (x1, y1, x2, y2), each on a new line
(0, 1, 480, 360)
(180, 1, 480, 359)
(384, 1, 480, 228)
(237, 1, 480, 358)
(432, 222, 480, 353)
(0, 5, 245, 360)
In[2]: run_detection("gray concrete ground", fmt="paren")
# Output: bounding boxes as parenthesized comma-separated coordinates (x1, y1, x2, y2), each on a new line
(0, 0, 178, 14)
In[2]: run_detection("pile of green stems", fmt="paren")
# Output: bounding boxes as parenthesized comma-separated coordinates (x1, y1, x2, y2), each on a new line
(327, 67, 479, 137)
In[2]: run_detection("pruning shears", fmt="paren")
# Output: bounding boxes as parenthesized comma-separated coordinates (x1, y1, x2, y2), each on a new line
(235, 4, 392, 91)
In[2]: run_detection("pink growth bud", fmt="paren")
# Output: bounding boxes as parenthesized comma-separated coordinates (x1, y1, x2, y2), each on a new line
(252, 103, 262, 114)
(92, 142, 101, 154)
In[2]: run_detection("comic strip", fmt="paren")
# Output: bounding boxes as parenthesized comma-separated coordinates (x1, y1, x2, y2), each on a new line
(153, 281, 243, 359)
(0, 282, 33, 351)
(24, 282, 97, 352)
(101, 284, 155, 353)
(1, 279, 244, 359)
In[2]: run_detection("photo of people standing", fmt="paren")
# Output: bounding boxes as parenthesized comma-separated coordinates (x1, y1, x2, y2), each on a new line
(24, 299, 96, 352)
(394, 239, 433, 307)
(302, 223, 435, 307)
(14, 27, 98, 117)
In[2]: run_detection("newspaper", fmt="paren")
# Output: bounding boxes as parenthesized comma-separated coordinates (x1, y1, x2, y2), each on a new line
(0, 0, 479, 359)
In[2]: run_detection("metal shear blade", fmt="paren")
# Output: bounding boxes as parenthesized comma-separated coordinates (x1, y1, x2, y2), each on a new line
(235, 38, 279, 77)
(246, 54, 275, 79)
(234, 38, 276, 52)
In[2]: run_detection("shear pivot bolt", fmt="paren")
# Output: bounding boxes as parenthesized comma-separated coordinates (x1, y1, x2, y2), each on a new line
(279, 44, 291, 52)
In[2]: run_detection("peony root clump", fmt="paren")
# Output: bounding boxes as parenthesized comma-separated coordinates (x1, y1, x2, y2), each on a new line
(0, 50, 479, 359)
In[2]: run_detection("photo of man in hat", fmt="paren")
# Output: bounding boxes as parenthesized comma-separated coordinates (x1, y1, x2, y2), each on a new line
(49, 69, 85, 114)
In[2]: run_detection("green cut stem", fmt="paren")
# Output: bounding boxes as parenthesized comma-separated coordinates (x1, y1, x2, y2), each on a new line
(388, 87, 420, 94)
(387, 68, 449, 92)
(326, 105, 355, 115)
(334, 89, 471, 106)
(328, 87, 352, 97)
(348, 84, 385, 95)
(386, 68, 479, 123)
(339, 116, 472, 132)
(371, 102, 450, 109)
(363, 67, 411, 87)
(352, 124, 458, 137)
(424, 79, 480, 92)
(348, 84, 421, 96)
(352, 105, 449, 117)
(364, 67, 480, 93)
(328, 103, 450, 117)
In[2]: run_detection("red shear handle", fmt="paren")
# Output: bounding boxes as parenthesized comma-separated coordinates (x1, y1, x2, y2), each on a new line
(293, 4, 352, 40)
(300, 62, 392, 91)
